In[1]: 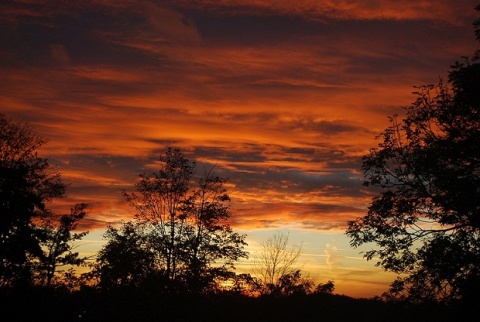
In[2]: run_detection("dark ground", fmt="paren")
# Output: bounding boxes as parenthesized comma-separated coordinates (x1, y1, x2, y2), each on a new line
(1, 288, 478, 322)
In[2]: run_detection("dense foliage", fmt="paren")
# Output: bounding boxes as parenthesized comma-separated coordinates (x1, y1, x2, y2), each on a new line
(0, 114, 65, 286)
(94, 147, 248, 293)
(0, 114, 89, 289)
(347, 8, 480, 303)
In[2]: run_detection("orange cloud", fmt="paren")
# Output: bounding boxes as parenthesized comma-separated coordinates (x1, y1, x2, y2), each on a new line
(173, 0, 474, 24)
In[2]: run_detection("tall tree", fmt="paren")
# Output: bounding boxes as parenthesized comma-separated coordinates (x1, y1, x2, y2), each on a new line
(252, 232, 303, 294)
(123, 146, 194, 283)
(0, 114, 66, 287)
(36, 203, 89, 288)
(346, 7, 480, 303)
(117, 146, 248, 293)
(180, 168, 248, 292)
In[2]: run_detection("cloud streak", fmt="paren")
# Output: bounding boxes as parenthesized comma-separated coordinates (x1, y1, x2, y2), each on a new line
(173, 0, 475, 23)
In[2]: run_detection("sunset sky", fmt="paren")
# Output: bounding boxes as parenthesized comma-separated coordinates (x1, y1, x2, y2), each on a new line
(1, 0, 479, 298)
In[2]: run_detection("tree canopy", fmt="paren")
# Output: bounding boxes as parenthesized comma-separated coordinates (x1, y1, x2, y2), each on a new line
(346, 8, 480, 303)
(0, 114, 66, 287)
(94, 221, 157, 290)
(95, 147, 248, 293)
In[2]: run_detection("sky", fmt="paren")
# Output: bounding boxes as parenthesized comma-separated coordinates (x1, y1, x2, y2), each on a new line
(1, 0, 479, 298)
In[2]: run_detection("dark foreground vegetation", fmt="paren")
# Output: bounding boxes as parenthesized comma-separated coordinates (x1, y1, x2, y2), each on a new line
(2, 287, 479, 322)
(347, 5, 480, 304)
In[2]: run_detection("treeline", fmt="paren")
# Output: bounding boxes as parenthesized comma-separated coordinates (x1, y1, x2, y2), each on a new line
(0, 116, 335, 298)
(1, 285, 477, 322)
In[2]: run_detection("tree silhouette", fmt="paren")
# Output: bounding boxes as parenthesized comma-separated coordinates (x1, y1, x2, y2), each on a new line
(99, 147, 248, 293)
(347, 7, 480, 303)
(35, 203, 89, 288)
(94, 221, 158, 289)
(314, 280, 335, 295)
(179, 167, 248, 292)
(252, 232, 304, 294)
(123, 146, 194, 284)
(0, 114, 66, 287)
(272, 269, 314, 296)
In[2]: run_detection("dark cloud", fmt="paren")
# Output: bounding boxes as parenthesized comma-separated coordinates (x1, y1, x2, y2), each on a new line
(191, 12, 328, 45)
